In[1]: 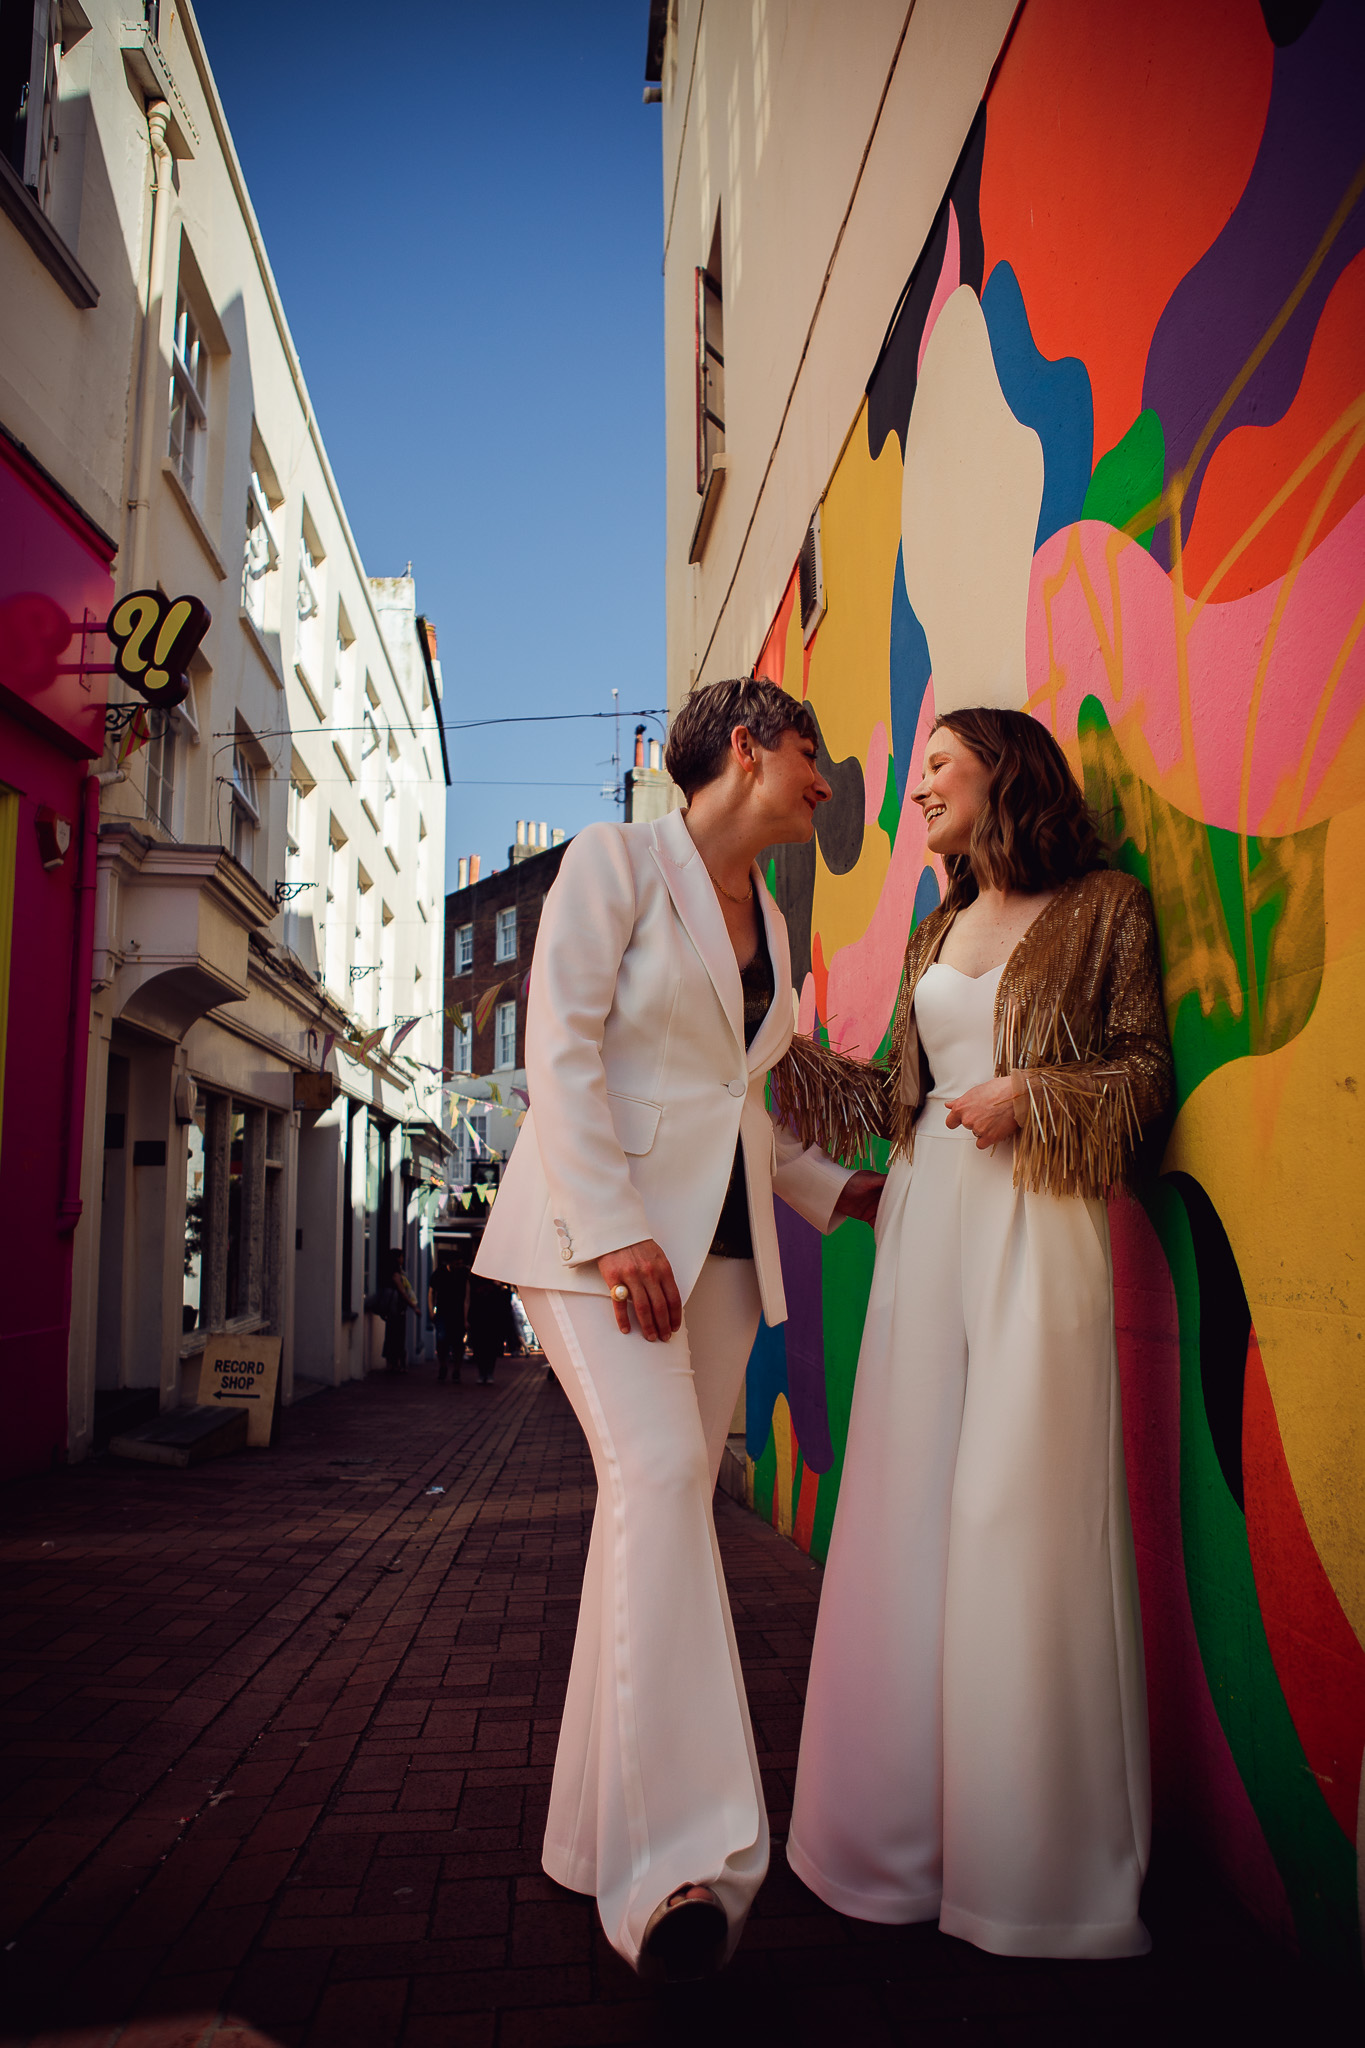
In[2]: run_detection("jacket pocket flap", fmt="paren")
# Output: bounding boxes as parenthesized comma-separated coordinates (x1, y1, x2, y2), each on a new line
(606, 1091, 662, 1156)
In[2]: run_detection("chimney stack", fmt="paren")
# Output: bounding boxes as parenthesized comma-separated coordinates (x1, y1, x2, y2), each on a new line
(457, 856, 468, 889)
(634, 724, 646, 768)
(469, 855, 481, 884)
(649, 739, 661, 771)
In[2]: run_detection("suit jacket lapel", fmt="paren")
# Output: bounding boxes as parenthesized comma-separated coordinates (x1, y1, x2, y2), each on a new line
(649, 811, 745, 1057)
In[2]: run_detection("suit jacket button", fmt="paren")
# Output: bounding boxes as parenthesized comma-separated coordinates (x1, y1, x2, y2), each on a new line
(560, 1247, 573, 1261)
(728, 1078, 747, 1098)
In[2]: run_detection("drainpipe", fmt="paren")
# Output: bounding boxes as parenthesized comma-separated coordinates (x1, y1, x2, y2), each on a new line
(58, 774, 103, 1236)
(127, 101, 173, 592)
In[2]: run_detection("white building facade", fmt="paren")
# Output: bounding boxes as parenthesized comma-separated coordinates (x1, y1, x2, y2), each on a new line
(0, 0, 449, 1459)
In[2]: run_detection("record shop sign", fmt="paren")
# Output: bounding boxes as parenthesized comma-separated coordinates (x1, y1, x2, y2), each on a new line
(106, 589, 211, 708)
(198, 1334, 282, 1448)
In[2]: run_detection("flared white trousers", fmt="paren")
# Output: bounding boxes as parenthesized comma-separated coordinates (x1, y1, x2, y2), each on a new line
(521, 1256, 766, 1970)
(787, 1119, 1151, 1958)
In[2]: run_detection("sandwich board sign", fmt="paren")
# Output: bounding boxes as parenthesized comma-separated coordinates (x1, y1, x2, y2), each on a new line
(198, 1334, 282, 1447)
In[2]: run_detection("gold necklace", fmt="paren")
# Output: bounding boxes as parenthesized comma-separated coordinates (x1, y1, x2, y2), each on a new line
(707, 868, 753, 907)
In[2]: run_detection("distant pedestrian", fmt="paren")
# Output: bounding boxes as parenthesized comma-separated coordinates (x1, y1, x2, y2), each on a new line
(429, 1251, 469, 1382)
(467, 1272, 520, 1385)
(371, 1250, 418, 1375)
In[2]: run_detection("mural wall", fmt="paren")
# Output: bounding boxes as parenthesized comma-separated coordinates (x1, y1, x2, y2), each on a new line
(744, 0, 1365, 1967)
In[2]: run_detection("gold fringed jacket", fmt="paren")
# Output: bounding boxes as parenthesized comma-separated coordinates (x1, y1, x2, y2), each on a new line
(771, 868, 1172, 1201)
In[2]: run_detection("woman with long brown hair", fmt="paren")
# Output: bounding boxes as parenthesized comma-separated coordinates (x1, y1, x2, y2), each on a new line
(787, 707, 1172, 1959)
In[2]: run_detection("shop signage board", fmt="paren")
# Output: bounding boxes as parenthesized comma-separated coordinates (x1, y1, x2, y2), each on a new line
(197, 1335, 282, 1447)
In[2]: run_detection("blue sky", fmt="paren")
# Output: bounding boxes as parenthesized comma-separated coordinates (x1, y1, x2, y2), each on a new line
(193, 0, 666, 885)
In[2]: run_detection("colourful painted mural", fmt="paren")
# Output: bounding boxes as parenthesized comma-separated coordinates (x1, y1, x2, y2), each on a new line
(743, 0, 1365, 1968)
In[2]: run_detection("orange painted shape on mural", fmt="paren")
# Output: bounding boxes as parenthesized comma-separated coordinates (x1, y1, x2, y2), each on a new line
(771, 1393, 797, 1539)
(1183, 253, 1365, 604)
(756, 568, 799, 690)
(1242, 1330, 1365, 1842)
(793, 1462, 820, 1554)
(979, 0, 1274, 461)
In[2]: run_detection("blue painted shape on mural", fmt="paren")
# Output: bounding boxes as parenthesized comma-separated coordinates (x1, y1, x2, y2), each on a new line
(746, 1317, 788, 1460)
(775, 1198, 833, 1472)
(981, 261, 1094, 550)
(890, 541, 932, 802)
(912, 865, 941, 929)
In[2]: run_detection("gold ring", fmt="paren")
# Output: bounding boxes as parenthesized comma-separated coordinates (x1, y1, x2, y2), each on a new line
(611, 1284, 629, 1303)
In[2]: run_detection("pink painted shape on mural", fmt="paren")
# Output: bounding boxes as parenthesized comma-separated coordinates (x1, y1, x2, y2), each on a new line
(864, 721, 890, 826)
(823, 686, 938, 1057)
(1109, 1193, 1297, 1945)
(918, 202, 960, 376)
(797, 971, 818, 1038)
(1026, 498, 1365, 832)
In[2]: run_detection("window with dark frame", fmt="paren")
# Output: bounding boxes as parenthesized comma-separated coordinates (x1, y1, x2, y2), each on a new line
(183, 1089, 283, 1339)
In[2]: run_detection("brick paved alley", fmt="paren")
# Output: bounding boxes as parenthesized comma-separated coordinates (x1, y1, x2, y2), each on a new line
(0, 1360, 1359, 2048)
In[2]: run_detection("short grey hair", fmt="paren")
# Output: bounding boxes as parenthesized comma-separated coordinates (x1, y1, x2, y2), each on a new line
(664, 676, 816, 800)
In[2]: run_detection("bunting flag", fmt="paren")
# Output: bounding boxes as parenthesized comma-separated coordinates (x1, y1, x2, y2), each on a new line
(511, 1086, 529, 1109)
(520, 968, 532, 1000)
(473, 979, 507, 1035)
(349, 1026, 385, 1058)
(320, 1032, 337, 1071)
(390, 1017, 420, 1054)
(118, 705, 151, 766)
(487, 1082, 503, 1109)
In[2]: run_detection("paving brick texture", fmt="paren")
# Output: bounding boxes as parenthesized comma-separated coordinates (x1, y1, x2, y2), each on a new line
(0, 1357, 1359, 2047)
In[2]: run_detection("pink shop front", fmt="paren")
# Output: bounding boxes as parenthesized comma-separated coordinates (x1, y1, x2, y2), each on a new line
(0, 430, 115, 1478)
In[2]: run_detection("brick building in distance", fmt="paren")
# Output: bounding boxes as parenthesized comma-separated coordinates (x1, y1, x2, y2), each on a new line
(442, 824, 569, 1185)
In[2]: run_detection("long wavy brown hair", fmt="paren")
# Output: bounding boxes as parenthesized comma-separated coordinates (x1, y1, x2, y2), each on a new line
(930, 708, 1107, 914)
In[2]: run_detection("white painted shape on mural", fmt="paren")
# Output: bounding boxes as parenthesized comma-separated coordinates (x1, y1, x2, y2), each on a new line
(901, 285, 1043, 713)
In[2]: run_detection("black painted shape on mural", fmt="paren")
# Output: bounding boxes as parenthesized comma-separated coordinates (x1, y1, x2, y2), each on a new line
(865, 102, 986, 461)
(1168, 1172, 1251, 1511)
(1258, 0, 1326, 44)
(809, 711, 865, 877)
(762, 709, 867, 981)
(762, 836, 816, 990)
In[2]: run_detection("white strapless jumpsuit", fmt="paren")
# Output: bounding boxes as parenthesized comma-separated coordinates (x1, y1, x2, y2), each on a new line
(787, 962, 1151, 1958)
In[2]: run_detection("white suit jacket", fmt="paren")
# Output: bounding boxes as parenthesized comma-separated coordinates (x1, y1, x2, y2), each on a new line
(474, 808, 852, 1324)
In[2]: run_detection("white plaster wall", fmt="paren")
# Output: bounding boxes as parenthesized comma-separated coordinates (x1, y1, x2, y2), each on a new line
(660, 0, 1019, 701)
(0, 2, 450, 1440)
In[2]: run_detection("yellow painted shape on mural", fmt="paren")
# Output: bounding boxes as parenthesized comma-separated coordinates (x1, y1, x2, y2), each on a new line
(771, 1392, 796, 1539)
(1167, 798, 1365, 1647)
(807, 402, 902, 961)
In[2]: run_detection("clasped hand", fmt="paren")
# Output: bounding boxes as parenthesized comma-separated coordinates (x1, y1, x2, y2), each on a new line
(944, 1076, 1017, 1148)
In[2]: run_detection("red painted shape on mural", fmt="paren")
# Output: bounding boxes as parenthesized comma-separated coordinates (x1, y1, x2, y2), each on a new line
(980, 0, 1274, 462)
(794, 1463, 819, 1553)
(1109, 1195, 1296, 1939)
(810, 930, 829, 1031)
(1242, 1332, 1365, 1843)
(1182, 251, 1365, 604)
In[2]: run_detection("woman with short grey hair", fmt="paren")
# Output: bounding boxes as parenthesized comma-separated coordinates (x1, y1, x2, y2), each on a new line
(476, 677, 882, 1982)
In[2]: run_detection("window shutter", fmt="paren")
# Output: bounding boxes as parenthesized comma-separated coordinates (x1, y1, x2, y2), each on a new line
(799, 507, 826, 645)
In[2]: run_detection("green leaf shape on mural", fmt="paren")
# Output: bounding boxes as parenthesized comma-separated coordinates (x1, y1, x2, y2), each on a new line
(1077, 697, 1327, 1107)
(1144, 1180, 1358, 1963)
(810, 1175, 881, 1563)
(1081, 408, 1165, 550)
(878, 754, 901, 847)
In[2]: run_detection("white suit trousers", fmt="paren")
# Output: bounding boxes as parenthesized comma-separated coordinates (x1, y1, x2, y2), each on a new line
(521, 1255, 766, 1969)
(787, 1122, 1151, 1959)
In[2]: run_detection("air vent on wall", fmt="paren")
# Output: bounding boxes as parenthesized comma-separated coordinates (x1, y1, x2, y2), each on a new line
(799, 507, 826, 645)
